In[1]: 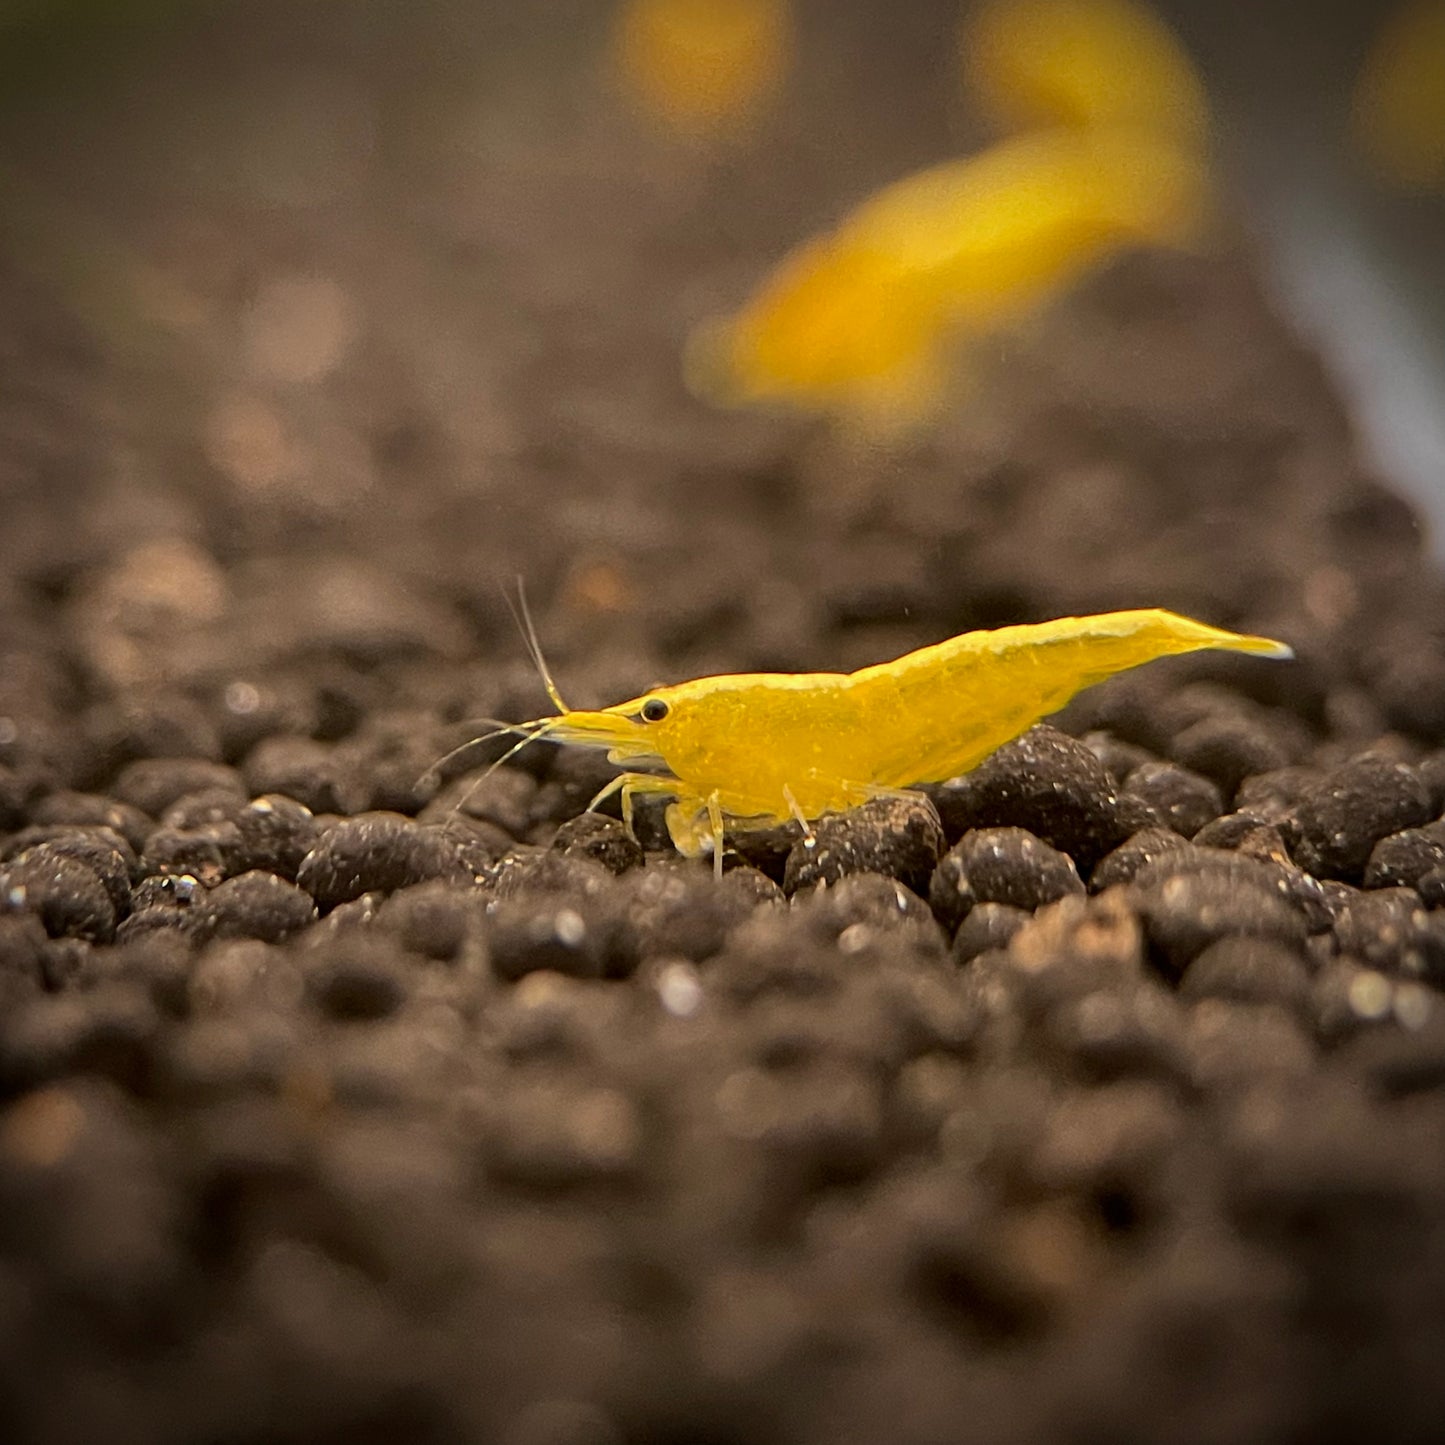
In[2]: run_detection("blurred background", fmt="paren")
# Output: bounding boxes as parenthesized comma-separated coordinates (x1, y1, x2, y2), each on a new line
(1163, 0, 1445, 523)
(0, 0, 1440, 679)
(1, 0, 1439, 533)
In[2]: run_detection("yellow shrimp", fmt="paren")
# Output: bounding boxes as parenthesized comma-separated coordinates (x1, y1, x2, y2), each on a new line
(1352, 0, 1445, 192)
(610, 0, 792, 139)
(482, 609, 1291, 878)
(687, 126, 1212, 421)
(960, 0, 1211, 150)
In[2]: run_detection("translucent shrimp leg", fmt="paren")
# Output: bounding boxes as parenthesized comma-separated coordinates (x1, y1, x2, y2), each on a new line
(586, 770, 682, 830)
(706, 792, 726, 880)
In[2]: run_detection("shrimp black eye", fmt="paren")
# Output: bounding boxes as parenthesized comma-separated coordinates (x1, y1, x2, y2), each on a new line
(641, 697, 670, 723)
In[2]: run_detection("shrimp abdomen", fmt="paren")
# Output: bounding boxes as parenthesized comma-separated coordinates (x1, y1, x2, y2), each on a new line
(851, 608, 1290, 787)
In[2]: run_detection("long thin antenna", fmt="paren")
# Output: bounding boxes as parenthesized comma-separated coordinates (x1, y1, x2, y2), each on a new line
(450, 719, 562, 818)
(503, 577, 569, 714)
(417, 720, 541, 793)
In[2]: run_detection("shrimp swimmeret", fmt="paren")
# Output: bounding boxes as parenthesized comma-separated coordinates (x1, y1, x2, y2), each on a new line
(456, 609, 1292, 877)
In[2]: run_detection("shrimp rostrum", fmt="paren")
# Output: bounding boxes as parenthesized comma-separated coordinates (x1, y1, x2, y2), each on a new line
(473, 609, 1291, 876)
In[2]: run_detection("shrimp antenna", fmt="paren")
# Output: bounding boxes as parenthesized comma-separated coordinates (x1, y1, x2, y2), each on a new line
(417, 719, 544, 793)
(503, 577, 570, 715)
(450, 718, 564, 819)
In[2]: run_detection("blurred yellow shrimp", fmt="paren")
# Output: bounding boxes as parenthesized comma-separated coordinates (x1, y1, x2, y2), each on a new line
(960, 0, 1211, 149)
(688, 125, 1212, 420)
(610, 0, 792, 139)
(471, 608, 1291, 878)
(1352, 0, 1445, 192)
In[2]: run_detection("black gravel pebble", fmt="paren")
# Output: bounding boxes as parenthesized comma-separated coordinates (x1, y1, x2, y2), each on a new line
(1331, 887, 1444, 979)
(1042, 982, 1191, 1088)
(1418, 867, 1445, 909)
(799, 871, 943, 944)
(950, 901, 1029, 964)
(1289, 757, 1433, 882)
(1179, 937, 1312, 1012)
(443, 805, 517, 865)
(1089, 827, 1193, 891)
(550, 811, 645, 875)
(303, 937, 410, 1021)
(1128, 858, 1311, 978)
(159, 787, 249, 831)
(125, 794, 277, 885)
(1131, 847, 1335, 934)
(490, 969, 623, 1061)
(242, 734, 366, 816)
(0, 914, 48, 1002)
(1, 825, 136, 918)
(928, 827, 1082, 934)
(1082, 732, 1157, 784)
(930, 724, 1127, 871)
(990, 890, 1145, 1009)
(140, 823, 234, 883)
(87, 694, 223, 776)
(1188, 812, 1275, 854)
(783, 794, 945, 896)
(295, 811, 471, 910)
(619, 863, 781, 963)
(0, 848, 117, 944)
(1416, 750, 1445, 812)
(114, 904, 204, 947)
(441, 765, 537, 839)
(1120, 761, 1223, 837)
(111, 758, 245, 817)
(184, 940, 305, 1018)
(1340, 1013, 1445, 1098)
(230, 794, 320, 879)
(0, 986, 158, 1095)
(190, 871, 318, 944)
(1233, 767, 1320, 824)
(309, 964, 408, 1025)
(1363, 825, 1445, 890)
(129, 872, 203, 913)
(1191, 810, 1289, 859)
(488, 848, 616, 903)
(28, 791, 152, 852)
(1169, 711, 1295, 792)
(486, 896, 620, 982)
(374, 881, 480, 962)
(543, 745, 632, 828)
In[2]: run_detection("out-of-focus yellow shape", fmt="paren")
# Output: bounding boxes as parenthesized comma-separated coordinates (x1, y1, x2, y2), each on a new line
(688, 127, 1211, 422)
(961, 0, 1210, 149)
(610, 0, 791, 139)
(1353, 1, 1445, 191)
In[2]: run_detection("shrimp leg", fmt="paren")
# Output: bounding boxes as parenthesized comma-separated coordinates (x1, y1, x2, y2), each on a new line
(706, 791, 726, 880)
(781, 784, 816, 843)
(586, 775, 734, 878)
(586, 771, 681, 835)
